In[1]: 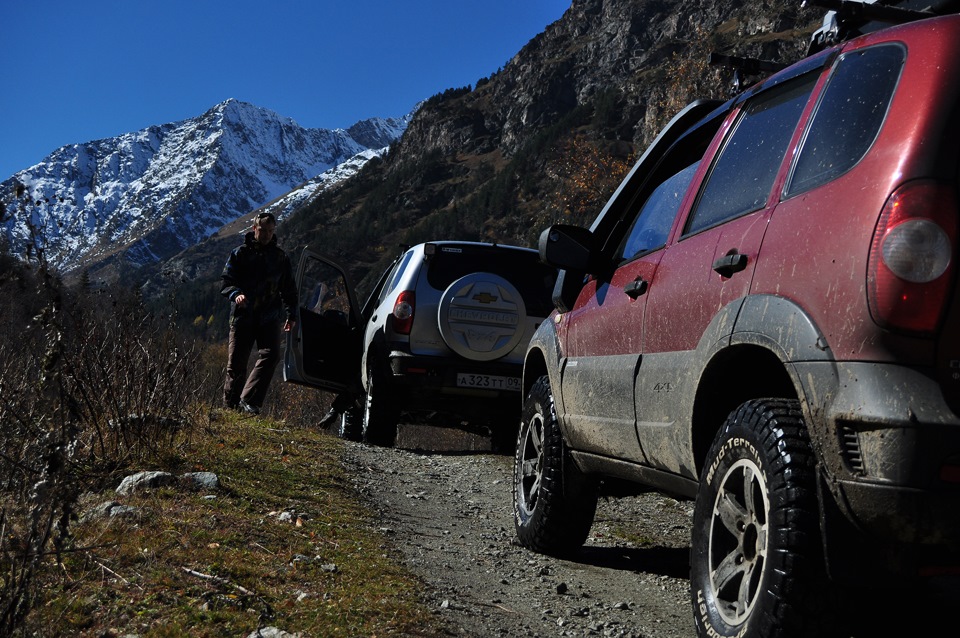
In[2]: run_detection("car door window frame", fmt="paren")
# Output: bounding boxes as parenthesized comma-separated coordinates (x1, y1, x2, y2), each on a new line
(683, 73, 819, 237)
(784, 43, 906, 198)
(601, 108, 730, 267)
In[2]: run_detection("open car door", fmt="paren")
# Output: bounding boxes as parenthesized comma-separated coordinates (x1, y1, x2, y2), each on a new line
(283, 250, 362, 392)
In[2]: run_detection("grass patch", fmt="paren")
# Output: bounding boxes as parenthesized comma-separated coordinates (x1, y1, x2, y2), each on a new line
(26, 410, 446, 637)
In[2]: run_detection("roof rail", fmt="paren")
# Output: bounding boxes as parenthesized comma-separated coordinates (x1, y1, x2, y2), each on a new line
(806, 0, 960, 54)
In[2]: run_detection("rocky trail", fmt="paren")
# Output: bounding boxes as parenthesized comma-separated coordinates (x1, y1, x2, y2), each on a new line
(343, 425, 695, 637)
(338, 423, 958, 638)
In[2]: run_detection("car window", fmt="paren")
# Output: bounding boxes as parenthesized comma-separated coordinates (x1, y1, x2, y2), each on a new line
(301, 259, 352, 323)
(786, 44, 905, 197)
(619, 161, 700, 261)
(686, 75, 817, 235)
(380, 251, 413, 303)
(426, 247, 558, 317)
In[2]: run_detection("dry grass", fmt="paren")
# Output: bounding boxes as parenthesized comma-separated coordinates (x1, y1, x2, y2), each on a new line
(23, 411, 446, 637)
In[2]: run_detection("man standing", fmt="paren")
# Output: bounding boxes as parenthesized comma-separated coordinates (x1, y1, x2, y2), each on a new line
(221, 212, 298, 414)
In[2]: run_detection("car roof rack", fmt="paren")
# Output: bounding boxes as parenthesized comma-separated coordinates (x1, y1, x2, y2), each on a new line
(709, 53, 788, 94)
(806, 0, 960, 54)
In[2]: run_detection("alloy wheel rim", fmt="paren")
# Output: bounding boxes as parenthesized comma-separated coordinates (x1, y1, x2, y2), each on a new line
(517, 411, 545, 517)
(708, 458, 769, 626)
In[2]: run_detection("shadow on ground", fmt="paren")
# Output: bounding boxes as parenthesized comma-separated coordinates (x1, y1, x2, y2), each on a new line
(395, 423, 494, 454)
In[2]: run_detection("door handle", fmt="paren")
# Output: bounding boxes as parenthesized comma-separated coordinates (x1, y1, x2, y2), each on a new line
(713, 252, 748, 277)
(623, 277, 648, 299)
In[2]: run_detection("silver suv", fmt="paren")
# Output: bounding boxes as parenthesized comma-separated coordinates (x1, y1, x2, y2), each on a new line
(284, 241, 556, 448)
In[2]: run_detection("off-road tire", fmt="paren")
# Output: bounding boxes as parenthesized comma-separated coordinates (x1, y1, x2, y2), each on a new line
(691, 398, 829, 638)
(363, 362, 398, 447)
(514, 375, 598, 556)
(338, 405, 363, 442)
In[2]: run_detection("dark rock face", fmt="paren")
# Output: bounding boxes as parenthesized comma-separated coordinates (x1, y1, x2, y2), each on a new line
(392, 0, 817, 169)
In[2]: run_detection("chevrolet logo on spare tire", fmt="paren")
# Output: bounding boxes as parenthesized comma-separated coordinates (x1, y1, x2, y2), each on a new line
(473, 292, 499, 304)
(438, 273, 528, 362)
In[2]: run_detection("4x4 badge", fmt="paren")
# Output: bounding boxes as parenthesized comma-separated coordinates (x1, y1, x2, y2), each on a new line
(473, 292, 499, 304)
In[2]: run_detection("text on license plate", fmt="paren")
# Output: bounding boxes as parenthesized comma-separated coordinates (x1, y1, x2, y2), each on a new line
(456, 373, 521, 391)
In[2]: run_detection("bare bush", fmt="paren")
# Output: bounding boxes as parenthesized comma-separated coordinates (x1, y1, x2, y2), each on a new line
(0, 255, 205, 635)
(262, 378, 333, 429)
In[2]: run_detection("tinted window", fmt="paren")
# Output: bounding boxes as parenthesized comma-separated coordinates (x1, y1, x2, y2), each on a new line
(620, 161, 699, 261)
(381, 251, 413, 302)
(687, 76, 816, 234)
(786, 44, 905, 197)
(426, 246, 557, 317)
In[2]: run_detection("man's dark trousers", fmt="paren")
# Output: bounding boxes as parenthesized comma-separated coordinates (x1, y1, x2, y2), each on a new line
(224, 318, 282, 410)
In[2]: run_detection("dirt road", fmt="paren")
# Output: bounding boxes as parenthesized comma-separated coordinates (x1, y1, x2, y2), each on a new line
(340, 424, 958, 637)
(343, 425, 696, 637)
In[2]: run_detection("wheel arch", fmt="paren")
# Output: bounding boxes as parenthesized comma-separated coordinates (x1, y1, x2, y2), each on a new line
(690, 294, 834, 479)
(360, 327, 391, 392)
(522, 317, 566, 422)
(691, 345, 798, 477)
(523, 346, 550, 398)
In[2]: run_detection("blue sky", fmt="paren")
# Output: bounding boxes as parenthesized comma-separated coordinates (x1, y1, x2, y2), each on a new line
(0, 0, 570, 180)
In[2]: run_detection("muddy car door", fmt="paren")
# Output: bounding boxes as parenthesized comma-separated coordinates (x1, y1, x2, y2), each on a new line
(284, 250, 363, 392)
(639, 70, 822, 476)
(551, 103, 726, 463)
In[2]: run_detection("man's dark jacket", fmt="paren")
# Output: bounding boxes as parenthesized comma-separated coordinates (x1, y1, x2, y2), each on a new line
(221, 233, 298, 326)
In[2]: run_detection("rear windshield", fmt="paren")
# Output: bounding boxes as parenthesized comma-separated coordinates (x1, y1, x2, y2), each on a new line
(425, 246, 557, 317)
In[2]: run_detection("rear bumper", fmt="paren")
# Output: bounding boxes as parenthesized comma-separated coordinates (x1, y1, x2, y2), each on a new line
(385, 351, 523, 422)
(798, 361, 960, 544)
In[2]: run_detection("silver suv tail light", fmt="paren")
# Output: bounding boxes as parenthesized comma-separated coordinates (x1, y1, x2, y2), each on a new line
(392, 290, 416, 335)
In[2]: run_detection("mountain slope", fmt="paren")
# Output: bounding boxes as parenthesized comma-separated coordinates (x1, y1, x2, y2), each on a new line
(0, 99, 409, 277)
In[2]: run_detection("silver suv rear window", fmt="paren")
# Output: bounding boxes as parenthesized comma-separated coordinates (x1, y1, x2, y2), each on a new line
(425, 246, 557, 317)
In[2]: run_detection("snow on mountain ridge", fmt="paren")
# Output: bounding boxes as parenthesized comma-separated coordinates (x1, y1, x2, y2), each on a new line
(0, 99, 410, 274)
(252, 147, 390, 224)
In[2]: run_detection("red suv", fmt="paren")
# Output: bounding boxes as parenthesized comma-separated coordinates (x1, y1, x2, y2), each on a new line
(514, 5, 960, 637)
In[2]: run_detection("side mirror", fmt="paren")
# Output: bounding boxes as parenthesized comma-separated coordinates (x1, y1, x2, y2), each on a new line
(538, 224, 594, 271)
(539, 225, 596, 314)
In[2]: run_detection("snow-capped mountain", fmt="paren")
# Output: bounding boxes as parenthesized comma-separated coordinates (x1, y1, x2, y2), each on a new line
(0, 99, 410, 273)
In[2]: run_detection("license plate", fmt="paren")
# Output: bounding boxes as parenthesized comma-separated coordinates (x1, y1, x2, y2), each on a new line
(456, 373, 521, 391)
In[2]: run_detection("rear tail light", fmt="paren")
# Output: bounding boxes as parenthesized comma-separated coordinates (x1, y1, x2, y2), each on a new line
(868, 181, 958, 335)
(391, 290, 415, 335)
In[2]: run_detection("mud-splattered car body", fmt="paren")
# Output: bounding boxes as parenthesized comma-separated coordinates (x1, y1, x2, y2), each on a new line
(518, 7, 960, 638)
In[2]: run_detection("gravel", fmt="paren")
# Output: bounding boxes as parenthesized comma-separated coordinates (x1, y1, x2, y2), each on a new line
(342, 424, 960, 638)
(343, 424, 697, 637)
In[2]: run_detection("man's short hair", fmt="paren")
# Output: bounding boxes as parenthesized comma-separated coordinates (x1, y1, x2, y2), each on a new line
(255, 212, 276, 226)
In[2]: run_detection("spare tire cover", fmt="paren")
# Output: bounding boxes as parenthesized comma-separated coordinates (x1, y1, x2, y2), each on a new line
(438, 272, 527, 361)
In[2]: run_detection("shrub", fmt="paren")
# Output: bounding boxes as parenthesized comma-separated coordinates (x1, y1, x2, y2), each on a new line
(0, 253, 204, 635)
